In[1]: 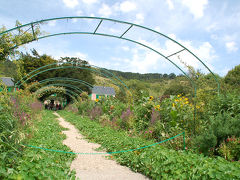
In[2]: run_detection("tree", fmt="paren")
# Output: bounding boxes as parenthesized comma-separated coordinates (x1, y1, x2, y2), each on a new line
(163, 80, 192, 96)
(169, 73, 176, 79)
(19, 49, 57, 83)
(224, 64, 240, 91)
(56, 57, 95, 93)
(0, 21, 41, 62)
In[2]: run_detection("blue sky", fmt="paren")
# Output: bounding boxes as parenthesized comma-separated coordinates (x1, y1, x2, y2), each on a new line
(0, 0, 239, 76)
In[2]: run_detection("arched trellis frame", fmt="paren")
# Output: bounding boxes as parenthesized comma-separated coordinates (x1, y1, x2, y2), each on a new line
(0, 16, 221, 134)
(36, 77, 94, 89)
(15, 62, 130, 104)
(35, 86, 78, 102)
(30, 77, 93, 92)
(30, 78, 92, 100)
(15, 62, 128, 92)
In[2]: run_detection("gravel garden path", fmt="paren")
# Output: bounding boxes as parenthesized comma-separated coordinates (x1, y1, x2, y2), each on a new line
(53, 112, 148, 180)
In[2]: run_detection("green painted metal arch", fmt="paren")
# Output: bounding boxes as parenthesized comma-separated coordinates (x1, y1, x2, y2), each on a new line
(15, 63, 127, 92)
(37, 77, 93, 89)
(0, 16, 221, 134)
(15, 32, 196, 89)
(35, 89, 77, 102)
(0, 16, 220, 93)
(41, 83, 83, 95)
(35, 86, 79, 101)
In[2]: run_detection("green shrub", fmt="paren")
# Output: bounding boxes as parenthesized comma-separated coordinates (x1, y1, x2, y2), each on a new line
(207, 92, 240, 117)
(59, 111, 240, 179)
(218, 137, 240, 161)
(195, 112, 240, 156)
(0, 86, 43, 178)
(77, 100, 94, 115)
(224, 64, 240, 90)
(163, 82, 192, 96)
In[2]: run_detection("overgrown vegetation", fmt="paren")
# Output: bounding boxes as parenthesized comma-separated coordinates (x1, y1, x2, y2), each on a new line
(0, 83, 42, 177)
(59, 110, 240, 179)
(10, 111, 76, 179)
(1, 21, 240, 179)
(0, 83, 76, 178)
(67, 62, 240, 164)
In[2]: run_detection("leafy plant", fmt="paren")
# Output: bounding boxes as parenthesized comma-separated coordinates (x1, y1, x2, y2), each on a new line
(59, 110, 240, 179)
(194, 112, 240, 156)
(218, 137, 240, 161)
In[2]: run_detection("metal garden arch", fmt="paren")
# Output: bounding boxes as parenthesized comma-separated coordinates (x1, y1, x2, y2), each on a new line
(0, 16, 221, 133)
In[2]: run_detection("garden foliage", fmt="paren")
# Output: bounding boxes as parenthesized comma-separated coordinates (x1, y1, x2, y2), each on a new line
(59, 111, 240, 179)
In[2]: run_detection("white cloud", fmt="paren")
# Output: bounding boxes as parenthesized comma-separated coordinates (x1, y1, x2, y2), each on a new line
(54, 51, 88, 60)
(119, 1, 136, 13)
(225, 41, 238, 53)
(72, 19, 78, 23)
(81, 0, 98, 5)
(48, 20, 56, 27)
(166, 0, 174, 10)
(154, 26, 161, 32)
(98, 4, 112, 17)
(134, 13, 144, 24)
(75, 52, 88, 59)
(181, 0, 208, 19)
(133, 34, 217, 73)
(206, 23, 219, 32)
(122, 46, 130, 51)
(62, 0, 79, 8)
(72, 10, 83, 23)
(76, 10, 83, 16)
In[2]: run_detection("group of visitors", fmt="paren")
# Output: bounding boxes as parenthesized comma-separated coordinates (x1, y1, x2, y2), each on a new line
(44, 100, 62, 111)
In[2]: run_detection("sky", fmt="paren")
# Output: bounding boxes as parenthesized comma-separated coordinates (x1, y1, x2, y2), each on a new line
(0, 0, 239, 76)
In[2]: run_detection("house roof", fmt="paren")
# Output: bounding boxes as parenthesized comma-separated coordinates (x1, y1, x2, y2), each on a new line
(92, 86, 115, 95)
(0, 77, 14, 87)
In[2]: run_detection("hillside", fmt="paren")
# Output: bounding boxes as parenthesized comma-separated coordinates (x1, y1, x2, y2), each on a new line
(94, 69, 189, 97)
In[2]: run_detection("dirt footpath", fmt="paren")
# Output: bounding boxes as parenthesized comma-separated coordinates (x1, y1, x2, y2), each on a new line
(53, 112, 148, 180)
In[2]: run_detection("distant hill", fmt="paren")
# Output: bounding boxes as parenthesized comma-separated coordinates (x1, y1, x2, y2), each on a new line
(104, 69, 178, 81)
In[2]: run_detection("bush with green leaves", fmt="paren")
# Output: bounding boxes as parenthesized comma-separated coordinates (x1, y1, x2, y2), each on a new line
(207, 92, 240, 117)
(76, 100, 95, 115)
(59, 110, 240, 179)
(194, 112, 240, 156)
(163, 81, 192, 96)
(217, 137, 240, 161)
(224, 64, 240, 90)
(158, 94, 194, 135)
(9, 111, 76, 179)
(0, 86, 43, 178)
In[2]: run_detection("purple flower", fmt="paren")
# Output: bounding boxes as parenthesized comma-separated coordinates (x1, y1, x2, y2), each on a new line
(150, 108, 160, 125)
(120, 107, 133, 122)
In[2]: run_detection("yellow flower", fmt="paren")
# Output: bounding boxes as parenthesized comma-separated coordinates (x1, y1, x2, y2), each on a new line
(177, 94, 181, 97)
(149, 96, 154, 100)
(172, 103, 175, 108)
(154, 105, 161, 111)
(196, 105, 200, 109)
(185, 101, 189, 104)
(95, 99, 99, 102)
